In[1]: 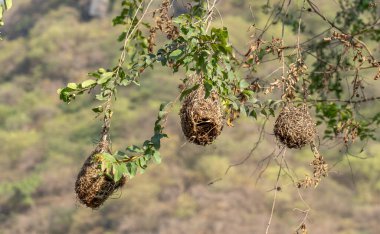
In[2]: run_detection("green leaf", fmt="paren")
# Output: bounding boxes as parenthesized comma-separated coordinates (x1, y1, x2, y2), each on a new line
(127, 145, 143, 153)
(127, 162, 138, 178)
(4, 0, 12, 10)
(95, 94, 107, 101)
(269, 108, 275, 117)
(204, 80, 213, 98)
(159, 102, 170, 111)
(240, 105, 247, 116)
(180, 84, 200, 101)
(67, 83, 77, 90)
(153, 151, 161, 164)
(58, 87, 76, 103)
(101, 153, 117, 163)
(257, 48, 266, 60)
(158, 111, 167, 119)
(120, 79, 131, 86)
(92, 106, 103, 113)
(113, 163, 127, 182)
(239, 79, 250, 89)
(81, 79, 96, 88)
(261, 109, 267, 116)
(242, 90, 254, 97)
(98, 68, 106, 73)
(250, 110, 257, 119)
(113, 164, 121, 182)
(139, 157, 147, 168)
(114, 151, 127, 159)
(97, 72, 113, 84)
(151, 134, 162, 149)
(169, 49, 183, 59)
(101, 160, 111, 174)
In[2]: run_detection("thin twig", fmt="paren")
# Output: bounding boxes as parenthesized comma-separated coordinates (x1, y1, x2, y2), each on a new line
(225, 118, 268, 175)
(265, 150, 285, 234)
(306, 0, 377, 61)
(254, 147, 285, 185)
(294, 189, 311, 232)
(254, 151, 274, 184)
(307, 96, 380, 104)
(117, 0, 154, 73)
(100, 0, 154, 145)
(345, 152, 357, 191)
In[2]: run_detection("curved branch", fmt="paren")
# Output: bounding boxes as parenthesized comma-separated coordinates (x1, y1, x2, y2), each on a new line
(224, 118, 268, 175)
(309, 96, 380, 104)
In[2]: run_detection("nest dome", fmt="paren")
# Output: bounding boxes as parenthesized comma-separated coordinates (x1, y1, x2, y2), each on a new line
(273, 104, 316, 149)
(180, 80, 223, 146)
(75, 142, 126, 208)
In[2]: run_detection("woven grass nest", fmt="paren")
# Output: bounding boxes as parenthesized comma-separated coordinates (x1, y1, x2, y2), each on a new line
(274, 104, 316, 149)
(75, 142, 126, 209)
(180, 81, 223, 146)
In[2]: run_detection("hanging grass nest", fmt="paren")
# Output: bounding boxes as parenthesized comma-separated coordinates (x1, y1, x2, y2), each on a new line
(75, 141, 126, 209)
(273, 104, 316, 149)
(180, 80, 224, 146)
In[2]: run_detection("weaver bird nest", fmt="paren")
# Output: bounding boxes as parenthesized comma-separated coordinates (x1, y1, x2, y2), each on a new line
(75, 141, 126, 208)
(274, 104, 316, 149)
(180, 82, 223, 146)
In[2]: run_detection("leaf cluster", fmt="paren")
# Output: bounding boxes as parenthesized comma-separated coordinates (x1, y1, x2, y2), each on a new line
(56, 0, 380, 182)
(93, 103, 169, 182)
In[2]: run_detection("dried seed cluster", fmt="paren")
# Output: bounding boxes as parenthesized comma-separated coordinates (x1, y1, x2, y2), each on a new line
(148, 0, 179, 53)
(324, 31, 380, 81)
(282, 59, 308, 100)
(297, 143, 328, 188)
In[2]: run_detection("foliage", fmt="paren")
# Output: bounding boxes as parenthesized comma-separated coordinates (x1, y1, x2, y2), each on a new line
(56, 0, 380, 189)
(95, 102, 169, 182)
(306, 0, 380, 143)
(1, 0, 380, 232)
(315, 102, 376, 142)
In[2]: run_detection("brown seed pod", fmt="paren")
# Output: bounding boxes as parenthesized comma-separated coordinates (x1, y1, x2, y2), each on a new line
(75, 141, 126, 208)
(273, 104, 316, 149)
(180, 79, 223, 146)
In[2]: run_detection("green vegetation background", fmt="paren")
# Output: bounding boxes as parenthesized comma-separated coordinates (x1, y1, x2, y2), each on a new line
(0, 1, 379, 233)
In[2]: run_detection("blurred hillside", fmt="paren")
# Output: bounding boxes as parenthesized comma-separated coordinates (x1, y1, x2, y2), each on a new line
(0, 1, 380, 233)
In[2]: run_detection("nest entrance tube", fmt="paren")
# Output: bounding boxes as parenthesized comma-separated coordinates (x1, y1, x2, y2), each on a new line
(75, 141, 126, 209)
(273, 104, 316, 149)
(180, 79, 224, 146)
